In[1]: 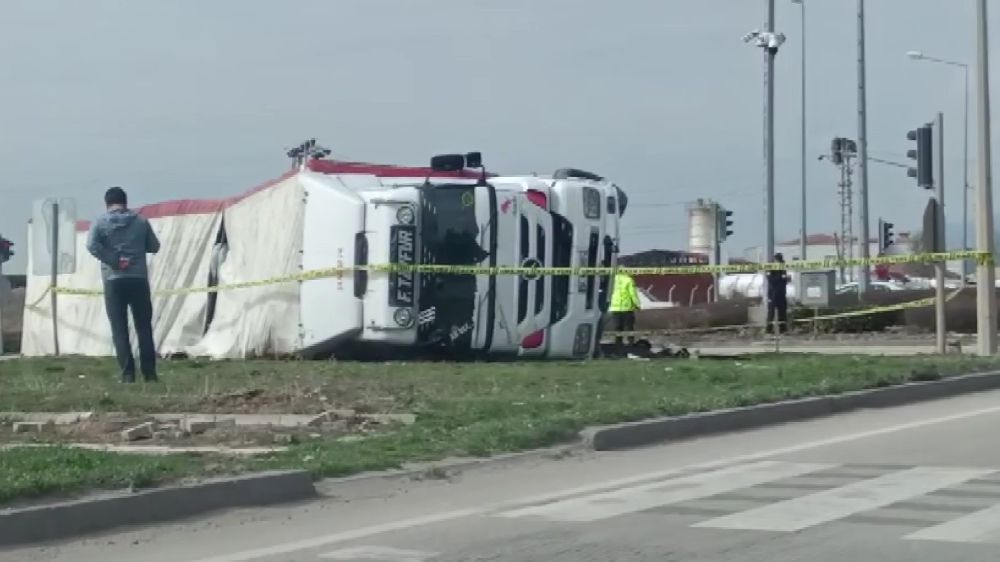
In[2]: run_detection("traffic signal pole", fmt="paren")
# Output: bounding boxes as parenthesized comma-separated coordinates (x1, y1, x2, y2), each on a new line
(933, 112, 947, 354)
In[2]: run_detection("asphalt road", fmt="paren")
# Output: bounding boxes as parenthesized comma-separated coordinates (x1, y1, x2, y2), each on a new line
(7, 390, 1000, 562)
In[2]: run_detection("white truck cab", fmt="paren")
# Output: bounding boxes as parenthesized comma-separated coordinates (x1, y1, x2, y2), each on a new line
(491, 169, 628, 358)
(297, 153, 557, 359)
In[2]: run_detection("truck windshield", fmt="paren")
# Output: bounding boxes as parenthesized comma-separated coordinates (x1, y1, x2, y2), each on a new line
(418, 184, 496, 352)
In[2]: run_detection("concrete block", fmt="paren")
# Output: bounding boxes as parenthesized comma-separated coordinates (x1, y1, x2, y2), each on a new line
(360, 413, 417, 426)
(273, 433, 295, 445)
(12, 421, 49, 434)
(747, 304, 768, 327)
(306, 412, 331, 427)
(121, 422, 154, 442)
(181, 418, 215, 435)
(320, 420, 349, 432)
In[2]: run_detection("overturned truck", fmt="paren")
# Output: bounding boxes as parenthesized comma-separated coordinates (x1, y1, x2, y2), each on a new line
(22, 153, 627, 360)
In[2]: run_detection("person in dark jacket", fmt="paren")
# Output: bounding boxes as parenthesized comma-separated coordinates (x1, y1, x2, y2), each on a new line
(86, 187, 161, 382)
(766, 252, 790, 334)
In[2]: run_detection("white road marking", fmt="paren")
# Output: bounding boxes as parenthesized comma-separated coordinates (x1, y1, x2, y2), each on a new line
(695, 466, 992, 532)
(319, 545, 438, 561)
(190, 403, 1000, 562)
(906, 503, 1000, 543)
(496, 461, 833, 522)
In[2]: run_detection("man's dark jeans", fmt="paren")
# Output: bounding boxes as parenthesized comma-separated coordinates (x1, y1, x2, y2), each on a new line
(104, 277, 157, 382)
(766, 296, 789, 334)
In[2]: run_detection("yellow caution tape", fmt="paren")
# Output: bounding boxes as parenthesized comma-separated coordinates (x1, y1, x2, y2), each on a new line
(22, 250, 992, 300)
(605, 288, 964, 338)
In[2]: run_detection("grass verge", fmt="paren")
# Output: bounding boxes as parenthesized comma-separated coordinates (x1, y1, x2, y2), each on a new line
(1, 354, 998, 505)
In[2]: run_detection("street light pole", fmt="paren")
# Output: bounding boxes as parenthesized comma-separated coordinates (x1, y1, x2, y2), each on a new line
(743, 2, 785, 265)
(906, 51, 971, 285)
(792, 0, 806, 264)
(766, 0, 776, 263)
(974, 0, 997, 355)
(856, 0, 872, 296)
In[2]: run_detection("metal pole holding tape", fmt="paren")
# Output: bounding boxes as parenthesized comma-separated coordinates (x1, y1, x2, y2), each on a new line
(933, 112, 946, 354)
(50, 201, 60, 356)
(974, 0, 997, 356)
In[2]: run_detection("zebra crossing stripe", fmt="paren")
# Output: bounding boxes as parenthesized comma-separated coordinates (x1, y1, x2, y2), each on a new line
(906, 503, 1000, 543)
(695, 466, 994, 532)
(494, 461, 834, 522)
(319, 545, 437, 561)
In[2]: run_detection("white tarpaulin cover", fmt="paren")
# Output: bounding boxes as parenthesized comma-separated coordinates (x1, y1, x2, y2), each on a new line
(21, 172, 305, 359)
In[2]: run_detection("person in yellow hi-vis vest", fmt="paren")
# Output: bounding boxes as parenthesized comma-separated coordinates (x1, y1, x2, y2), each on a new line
(609, 271, 641, 350)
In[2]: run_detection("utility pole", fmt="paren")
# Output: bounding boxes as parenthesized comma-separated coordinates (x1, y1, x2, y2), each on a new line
(792, 0, 806, 265)
(856, 0, 871, 296)
(975, 0, 997, 355)
(743, 2, 785, 266)
(765, 0, 777, 263)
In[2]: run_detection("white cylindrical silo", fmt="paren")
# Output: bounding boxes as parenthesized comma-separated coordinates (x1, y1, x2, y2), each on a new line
(688, 200, 715, 256)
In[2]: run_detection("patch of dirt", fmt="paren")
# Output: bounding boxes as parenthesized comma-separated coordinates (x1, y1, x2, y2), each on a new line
(196, 384, 405, 416)
(198, 388, 322, 414)
(0, 410, 408, 449)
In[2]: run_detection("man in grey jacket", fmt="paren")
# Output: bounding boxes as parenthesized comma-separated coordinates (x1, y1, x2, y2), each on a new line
(86, 187, 161, 382)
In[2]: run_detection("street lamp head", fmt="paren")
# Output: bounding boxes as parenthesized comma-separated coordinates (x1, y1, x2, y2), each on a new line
(906, 51, 925, 60)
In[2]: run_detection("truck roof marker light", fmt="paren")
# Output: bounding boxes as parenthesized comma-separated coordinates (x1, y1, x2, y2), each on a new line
(521, 330, 545, 349)
(526, 189, 548, 210)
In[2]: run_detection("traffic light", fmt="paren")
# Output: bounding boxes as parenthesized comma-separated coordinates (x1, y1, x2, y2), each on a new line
(829, 137, 857, 165)
(831, 138, 844, 165)
(0, 236, 13, 264)
(716, 205, 734, 242)
(877, 219, 894, 252)
(906, 126, 933, 188)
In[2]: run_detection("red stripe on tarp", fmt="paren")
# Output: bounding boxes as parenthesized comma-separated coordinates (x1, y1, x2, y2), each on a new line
(75, 171, 294, 231)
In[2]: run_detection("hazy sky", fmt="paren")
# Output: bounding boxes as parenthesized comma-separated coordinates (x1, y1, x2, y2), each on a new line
(0, 0, 995, 272)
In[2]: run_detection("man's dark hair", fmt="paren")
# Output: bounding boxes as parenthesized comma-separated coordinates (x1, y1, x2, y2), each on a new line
(774, 252, 784, 262)
(104, 187, 127, 207)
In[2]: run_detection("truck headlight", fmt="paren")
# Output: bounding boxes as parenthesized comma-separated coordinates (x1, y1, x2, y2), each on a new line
(396, 205, 415, 225)
(393, 308, 414, 327)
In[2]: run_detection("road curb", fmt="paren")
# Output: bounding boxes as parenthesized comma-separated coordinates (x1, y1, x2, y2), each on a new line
(0, 470, 315, 547)
(314, 444, 585, 494)
(581, 370, 1000, 451)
